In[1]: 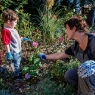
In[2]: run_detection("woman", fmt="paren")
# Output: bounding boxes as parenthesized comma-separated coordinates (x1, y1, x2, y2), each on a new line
(39, 16, 95, 95)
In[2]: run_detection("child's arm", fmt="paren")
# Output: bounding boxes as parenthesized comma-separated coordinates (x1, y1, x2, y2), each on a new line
(5, 45, 10, 53)
(5, 44, 13, 61)
(1, 29, 13, 61)
(1, 29, 11, 45)
(19, 35, 31, 41)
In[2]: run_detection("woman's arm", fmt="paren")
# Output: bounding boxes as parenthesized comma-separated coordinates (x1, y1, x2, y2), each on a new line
(46, 52, 69, 60)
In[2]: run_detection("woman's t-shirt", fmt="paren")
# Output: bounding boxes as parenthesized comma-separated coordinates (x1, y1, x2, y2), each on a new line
(65, 33, 95, 63)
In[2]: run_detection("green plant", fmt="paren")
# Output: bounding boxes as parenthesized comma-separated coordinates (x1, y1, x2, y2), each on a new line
(0, 76, 9, 89)
(15, 9, 35, 38)
(0, 0, 27, 11)
(48, 58, 80, 80)
(24, 78, 76, 95)
(0, 89, 16, 95)
(22, 56, 42, 77)
(49, 60, 69, 79)
(39, 9, 65, 44)
(68, 58, 81, 69)
(22, 47, 42, 78)
(34, 5, 76, 47)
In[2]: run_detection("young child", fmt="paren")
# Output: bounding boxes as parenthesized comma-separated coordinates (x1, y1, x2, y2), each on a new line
(1, 9, 33, 81)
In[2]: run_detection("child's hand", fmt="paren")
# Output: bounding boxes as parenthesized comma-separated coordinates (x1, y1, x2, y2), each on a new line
(23, 37, 31, 41)
(6, 52, 13, 62)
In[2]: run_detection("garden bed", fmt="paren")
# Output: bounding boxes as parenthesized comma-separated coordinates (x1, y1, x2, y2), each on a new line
(0, 41, 78, 95)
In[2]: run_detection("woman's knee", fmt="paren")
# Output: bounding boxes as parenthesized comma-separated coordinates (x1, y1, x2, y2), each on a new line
(64, 69, 71, 80)
(64, 68, 78, 85)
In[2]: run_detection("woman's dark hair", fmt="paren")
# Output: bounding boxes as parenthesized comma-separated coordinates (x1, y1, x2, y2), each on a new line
(64, 16, 88, 33)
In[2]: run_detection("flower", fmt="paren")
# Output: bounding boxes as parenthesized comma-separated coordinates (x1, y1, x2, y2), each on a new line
(44, 14, 47, 16)
(54, 15, 57, 19)
(36, 29, 39, 33)
(32, 42, 38, 47)
(59, 36, 64, 42)
(21, 8, 24, 11)
(19, 88, 22, 92)
(25, 73, 30, 79)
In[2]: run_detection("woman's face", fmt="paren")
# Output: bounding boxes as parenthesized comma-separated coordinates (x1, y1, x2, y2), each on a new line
(65, 24, 76, 40)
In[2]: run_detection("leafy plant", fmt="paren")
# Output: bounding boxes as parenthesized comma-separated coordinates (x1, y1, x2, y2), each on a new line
(68, 58, 81, 69)
(49, 60, 69, 79)
(38, 9, 65, 44)
(0, 0, 27, 11)
(22, 47, 42, 78)
(24, 78, 76, 95)
(15, 9, 35, 38)
(48, 58, 80, 81)
(0, 89, 16, 95)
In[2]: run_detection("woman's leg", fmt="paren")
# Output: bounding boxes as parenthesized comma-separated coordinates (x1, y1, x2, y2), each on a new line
(64, 68, 78, 86)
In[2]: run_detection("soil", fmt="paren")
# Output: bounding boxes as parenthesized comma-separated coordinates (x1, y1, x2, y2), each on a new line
(0, 41, 70, 95)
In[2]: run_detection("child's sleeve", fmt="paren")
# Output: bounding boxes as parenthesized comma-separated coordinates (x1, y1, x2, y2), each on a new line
(1, 29, 11, 45)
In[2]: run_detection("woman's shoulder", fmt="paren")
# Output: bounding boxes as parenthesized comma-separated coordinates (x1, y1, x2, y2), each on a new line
(88, 33, 95, 36)
(88, 33, 95, 48)
(88, 33, 95, 41)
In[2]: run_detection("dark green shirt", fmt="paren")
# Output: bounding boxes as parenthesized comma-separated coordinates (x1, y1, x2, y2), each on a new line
(65, 33, 95, 63)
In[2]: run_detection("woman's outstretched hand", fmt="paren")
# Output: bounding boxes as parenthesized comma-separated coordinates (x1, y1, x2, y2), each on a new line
(38, 53, 46, 60)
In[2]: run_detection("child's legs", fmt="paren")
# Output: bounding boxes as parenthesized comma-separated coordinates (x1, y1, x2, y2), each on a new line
(12, 52, 22, 76)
